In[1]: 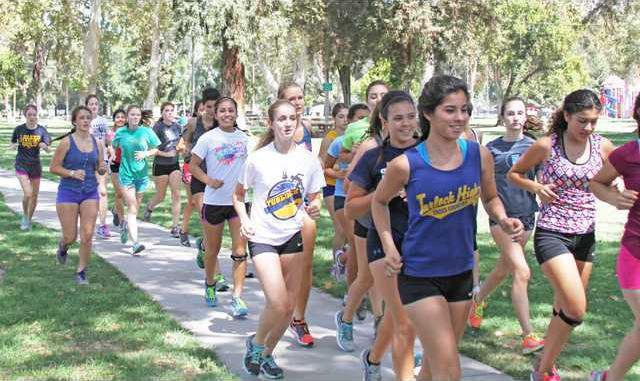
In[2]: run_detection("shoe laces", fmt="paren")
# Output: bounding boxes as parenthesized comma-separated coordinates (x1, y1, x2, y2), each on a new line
(262, 354, 278, 368)
(293, 319, 310, 335)
(250, 344, 263, 364)
(233, 297, 247, 309)
(340, 321, 353, 340)
(206, 284, 216, 299)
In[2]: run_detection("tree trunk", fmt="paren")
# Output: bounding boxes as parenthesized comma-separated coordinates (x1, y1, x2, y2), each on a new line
(82, 0, 101, 95)
(144, 0, 163, 110)
(221, 32, 246, 117)
(337, 64, 351, 106)
(30, 43, 47, 113)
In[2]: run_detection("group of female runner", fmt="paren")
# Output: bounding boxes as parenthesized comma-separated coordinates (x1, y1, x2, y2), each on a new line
(9, 74, 640, 381)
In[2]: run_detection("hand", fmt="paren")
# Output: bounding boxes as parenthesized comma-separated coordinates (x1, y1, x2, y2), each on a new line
(614, 189, 639, 210)
(335, 169, 347, 179)
(208, 178, 224, 189)
(384, 247, 403, 277)
(240, 218, 255, 239)
(397, 188, 407, 202)
(38, 142, 48, 150)
(305, 200, 321, 220)
(499, 217, 525, 244)
(351, 142, 361, 153)
(97, 164, 107, 176)
(470, 284, 481, 301)
(535, 183, 558, 204)
(134, 151, 147, 161)
(73, 169, 86, 181)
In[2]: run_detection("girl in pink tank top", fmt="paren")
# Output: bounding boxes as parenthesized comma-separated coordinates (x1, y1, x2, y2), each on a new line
(508, 89, 615, 381)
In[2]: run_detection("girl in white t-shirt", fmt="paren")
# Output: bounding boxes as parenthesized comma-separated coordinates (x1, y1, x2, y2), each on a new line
(190, 97, 251, 318)
(233, 100, 325, 379)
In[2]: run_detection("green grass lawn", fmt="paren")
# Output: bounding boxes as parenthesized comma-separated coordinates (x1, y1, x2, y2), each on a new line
(0, 194, 236, 380)
(1, 119, 639, 380)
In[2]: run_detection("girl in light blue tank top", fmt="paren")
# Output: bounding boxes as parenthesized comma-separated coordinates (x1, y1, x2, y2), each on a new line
(371, 75, 523, 381)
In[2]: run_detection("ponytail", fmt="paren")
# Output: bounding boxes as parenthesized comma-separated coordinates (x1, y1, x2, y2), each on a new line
(255, 100, 294, 150)
(52, 106, 90, 142)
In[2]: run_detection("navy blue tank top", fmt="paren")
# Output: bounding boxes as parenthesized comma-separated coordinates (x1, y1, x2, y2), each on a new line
(59, 135, 99, 193)
(402, 139, 481, 277)
(296, 123, 313, 152)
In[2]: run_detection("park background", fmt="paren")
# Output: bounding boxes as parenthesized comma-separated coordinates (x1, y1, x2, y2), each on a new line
(1, 1, 640, 380)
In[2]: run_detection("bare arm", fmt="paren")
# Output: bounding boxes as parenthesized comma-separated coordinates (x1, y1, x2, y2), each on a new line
(233, 183, 254, 239)
(323, 155, 346, 180)
(345, 183, 373, 220)
(190, 154, 223, 189)
(49, 138, 81, 180)
(371, 156, 410, 275)
(507, 137, 557, 203)
(480, 145, 524, 241)
(590, 160, 637, 210)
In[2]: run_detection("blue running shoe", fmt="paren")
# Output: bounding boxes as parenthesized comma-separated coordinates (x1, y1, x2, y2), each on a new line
(120, 221, 128, 244)
(76, 269, 89, 285)
(260, 355, 284, 379)
(335, 310, 355, 352)
(231, 296, 248, 318)
(132, 242, 145, 256)
(195, 237, 204, 269)
(243, 334, 263, 376)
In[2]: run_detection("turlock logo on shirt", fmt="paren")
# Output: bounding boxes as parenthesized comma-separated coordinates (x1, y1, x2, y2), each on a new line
(19, 134, 42, 149)
(264, 173, 305, 220)
(416, 184, 480, 220)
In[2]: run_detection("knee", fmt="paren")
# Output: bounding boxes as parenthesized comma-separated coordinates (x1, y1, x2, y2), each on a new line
(80, 231, 94, 246)
(272, 300, 294, 317)
(560, 305, 586, 323)
(396, 320, 414, 340)
(63, 234, 77, 246)
(360, 273, 374, 290)
(512, 266, 531, 284)
(23, 189, 33, 199)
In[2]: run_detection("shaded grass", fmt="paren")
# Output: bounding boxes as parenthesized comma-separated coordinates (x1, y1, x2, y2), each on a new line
(0, 194, 236, 380)
(1, 119, 639, 380)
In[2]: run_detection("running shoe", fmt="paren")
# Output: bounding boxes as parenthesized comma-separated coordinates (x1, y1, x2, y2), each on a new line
(56, 240, 68, 265)
(260, 355, 284, 379)
(20, 216, 29, 231)
(589, 371, 608, 381)
(356, 299, 367, 321)
(331, 249, 346, 282)
(100, 224, 112, 238)
(195, 237, 204, 269)
(243, 334, 263, 376)
(120, 221, 128, 244)
(468, 299, 486, 329)
(231, 296, 248, 318)
(335, 310, 355, 352)
(205, 281, 217, 307)
(96, 224, 106, 239)
(522, 333, 544, 355)
(170, 225, 180, 238)
(111, 208, 120, 227)
(132, 242, 145, 256)
(179, 229, 191, 247)
(415, 351, 423, 368)
(216, 273, 230, 292)
(288, 319, 314, 347)
(360, 348, 382, 381)
(76, 269, 88, 285)
(530, 363, 561, 381)
(142, 206, 152, 222)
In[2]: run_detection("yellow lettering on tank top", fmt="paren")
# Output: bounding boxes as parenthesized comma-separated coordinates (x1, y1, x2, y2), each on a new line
(416, 184, 480, 219)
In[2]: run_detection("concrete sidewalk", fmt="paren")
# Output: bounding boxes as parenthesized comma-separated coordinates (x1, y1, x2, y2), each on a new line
(0, 168, 513, 381)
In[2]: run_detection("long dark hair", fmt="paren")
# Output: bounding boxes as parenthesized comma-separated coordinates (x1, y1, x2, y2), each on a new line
(418, 75, 471, 139)
(368, 90, 415, 140)
(212, 97, 239, 130)
(158, 102, 175, 124)
(347, 103, 368, 121)
(52, 106, 92, 142)
(365, 80, 388, 101)
(192, 99, 202, 117)
(548, 89, 602, 136)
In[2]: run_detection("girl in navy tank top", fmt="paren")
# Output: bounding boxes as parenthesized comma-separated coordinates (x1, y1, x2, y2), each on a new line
(508, 90, 615, 381)
(372, 76, 523, 381)
(50, 106, 106, 285)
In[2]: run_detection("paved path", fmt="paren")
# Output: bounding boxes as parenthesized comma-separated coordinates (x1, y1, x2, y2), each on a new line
(0, 168, 527, 381)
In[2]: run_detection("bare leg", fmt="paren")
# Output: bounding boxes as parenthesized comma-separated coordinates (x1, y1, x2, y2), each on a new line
(97, 173, 108, 226)
(168, 170, 182, 227)
(147, 174, 168, 211)
(293, 215, 316, 321)
(77, 199, 98, 271)
(56, 203, 79, 249)
(606, 292, 640, 380)
(229, 217, 248, 298)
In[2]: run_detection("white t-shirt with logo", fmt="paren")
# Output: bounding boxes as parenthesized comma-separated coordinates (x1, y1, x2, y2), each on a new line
(192, 127, 250, 206)
(90, 116, 110, 160)
(240, 142, 325, 245)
